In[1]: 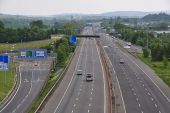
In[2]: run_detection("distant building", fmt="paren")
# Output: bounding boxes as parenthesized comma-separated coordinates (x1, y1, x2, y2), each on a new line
(151, 31, 170, 37)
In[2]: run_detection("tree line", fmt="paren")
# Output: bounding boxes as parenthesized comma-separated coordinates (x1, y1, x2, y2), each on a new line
(0, 19, 84, 43)
(114, 23, 170, 62)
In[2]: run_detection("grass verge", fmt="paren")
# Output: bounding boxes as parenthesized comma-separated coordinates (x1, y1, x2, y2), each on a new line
(138, 54, 170, 86)
(0, 38, 59, 52)
(0, 62, 18, 101)
(28, 53, 73, 113)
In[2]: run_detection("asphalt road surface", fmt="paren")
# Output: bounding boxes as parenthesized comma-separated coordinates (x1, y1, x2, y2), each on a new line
(99, 32, 170, 113)
(41, 27, 107, 113)
(0, 60, 51, 113)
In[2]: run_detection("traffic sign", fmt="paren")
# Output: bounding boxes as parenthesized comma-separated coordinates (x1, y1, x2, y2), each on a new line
(69, 35, 77, 45)
(0, 55, 9, 70)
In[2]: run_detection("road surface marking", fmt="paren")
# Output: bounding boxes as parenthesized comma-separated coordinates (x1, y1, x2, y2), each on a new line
(53, 39, 85, 113)
(138, 104, 141, 107)
(136, 98, 139, 101)
(119, 48, 170, 103)
(0, 66, 22, 112)
(151, 98, 154, 101)
(89, 103, 91, 106)
(71, 110, 74, 113)
(76, 98, 79, 101)
(95, 40, 106, 113)
(88, 110, 90, 113)
(147, 92, 151, 95)
(73, 104, 76, 107)
(155, 104, 157, 108)
(105, 45, 127, 113)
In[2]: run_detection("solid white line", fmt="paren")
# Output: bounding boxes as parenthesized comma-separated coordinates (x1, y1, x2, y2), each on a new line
(118, 46, 170, 103)
(95, 40, 106, 113)
(0, 66, 22, 112)
(53, 39, 85, 113)
(104, 41, 126, 113)
(12, 71, 33, 113)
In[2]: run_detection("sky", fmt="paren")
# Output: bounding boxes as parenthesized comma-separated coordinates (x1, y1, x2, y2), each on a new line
(0, 0, 170, 15)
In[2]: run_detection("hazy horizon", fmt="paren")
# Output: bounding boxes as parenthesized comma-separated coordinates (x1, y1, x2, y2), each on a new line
(0, 0, 170, 16)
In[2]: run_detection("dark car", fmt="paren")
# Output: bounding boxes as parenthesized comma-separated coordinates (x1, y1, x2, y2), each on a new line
(86, 73, 93, 81)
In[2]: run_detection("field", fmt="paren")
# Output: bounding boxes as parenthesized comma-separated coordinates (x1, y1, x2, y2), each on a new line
(138, 55, 170, 86)
(0, 35, 62, 52)
(0, 62, 18, 101)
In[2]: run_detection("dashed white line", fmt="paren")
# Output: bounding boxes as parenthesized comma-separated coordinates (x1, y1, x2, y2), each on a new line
(88, 109, 90, 113)
(89, 103, 91, 107)
(73, 104, 76, 107)
(136, 98, 139, 101)
(155, 104, 157, 108)
(76, 98, 79, 101)
(147, 92, 150, 96)
(138, 103, 141, 107)
(151, 98, 154, 101)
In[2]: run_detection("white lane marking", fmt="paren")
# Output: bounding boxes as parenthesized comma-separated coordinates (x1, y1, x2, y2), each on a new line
(159, 111, 161, 113)
(71, 110, 74, 113)
(73, 104, 76, 107)
(89, 103, 91, 107)
(147, 92, 150, 96)
(145, 88, 147, 91)
(138, 103, 141, 107)
(141, 111, 143, 113)
(134, 93, 136, 96)
(155, 104, 157, 108)
(95, 40, 106, 113)
(76, 98, 79, 101)
(13, 71, 33, 113)
(105, 44, 127, 113)
(0, 66, 22, 112)
(91, 92, 93, 95)
(53, 39, 85, 113)
(151, 98, 154, 101)
(88, 109, 90, 113)
(119, 47, 170, 103)
(136, 98, 139, 101)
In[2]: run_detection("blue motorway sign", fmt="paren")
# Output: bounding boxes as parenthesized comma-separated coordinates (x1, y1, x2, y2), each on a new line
(69, 35, 77, 45)
(34, 49, 47, 58)
(19, 49, 47, 59)
(0, 55, 9, 70)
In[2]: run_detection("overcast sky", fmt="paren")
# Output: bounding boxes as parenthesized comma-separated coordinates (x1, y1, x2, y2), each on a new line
(0, 0, 170, 15)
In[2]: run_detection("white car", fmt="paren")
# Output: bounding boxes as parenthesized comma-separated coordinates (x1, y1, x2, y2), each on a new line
(77, 70, 83, 75)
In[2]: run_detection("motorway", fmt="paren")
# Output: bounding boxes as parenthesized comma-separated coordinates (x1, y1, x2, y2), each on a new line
(41, 27, 107, 113)
(98, 27, 170, 113)
(0, 60, 51, 113)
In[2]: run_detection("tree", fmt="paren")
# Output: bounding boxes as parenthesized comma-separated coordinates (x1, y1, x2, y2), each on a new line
(30, 20, 44, 28)
(0, 20, 4, 29)
(142, 48, 150, 58)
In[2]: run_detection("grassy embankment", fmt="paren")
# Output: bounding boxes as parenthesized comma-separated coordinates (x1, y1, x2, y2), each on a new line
(0, 62, 18, 101)
(138, 54, 170, 86)
(0, 35, 62, 52)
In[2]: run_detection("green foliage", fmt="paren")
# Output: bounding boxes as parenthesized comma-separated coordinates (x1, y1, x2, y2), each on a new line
(163, 57, 169, 68)
(30, 20, 44, 28)
(142, 48, 150, 58)
(56, 36, 75, 67)
(151, 44, 164, 61)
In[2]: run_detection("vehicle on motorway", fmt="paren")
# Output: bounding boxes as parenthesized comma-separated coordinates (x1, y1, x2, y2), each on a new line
(34, 62, 38, 66)
(86, 73, 93, 81)
(77, 70, 83, 75)
(119, 58, 125, 64)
